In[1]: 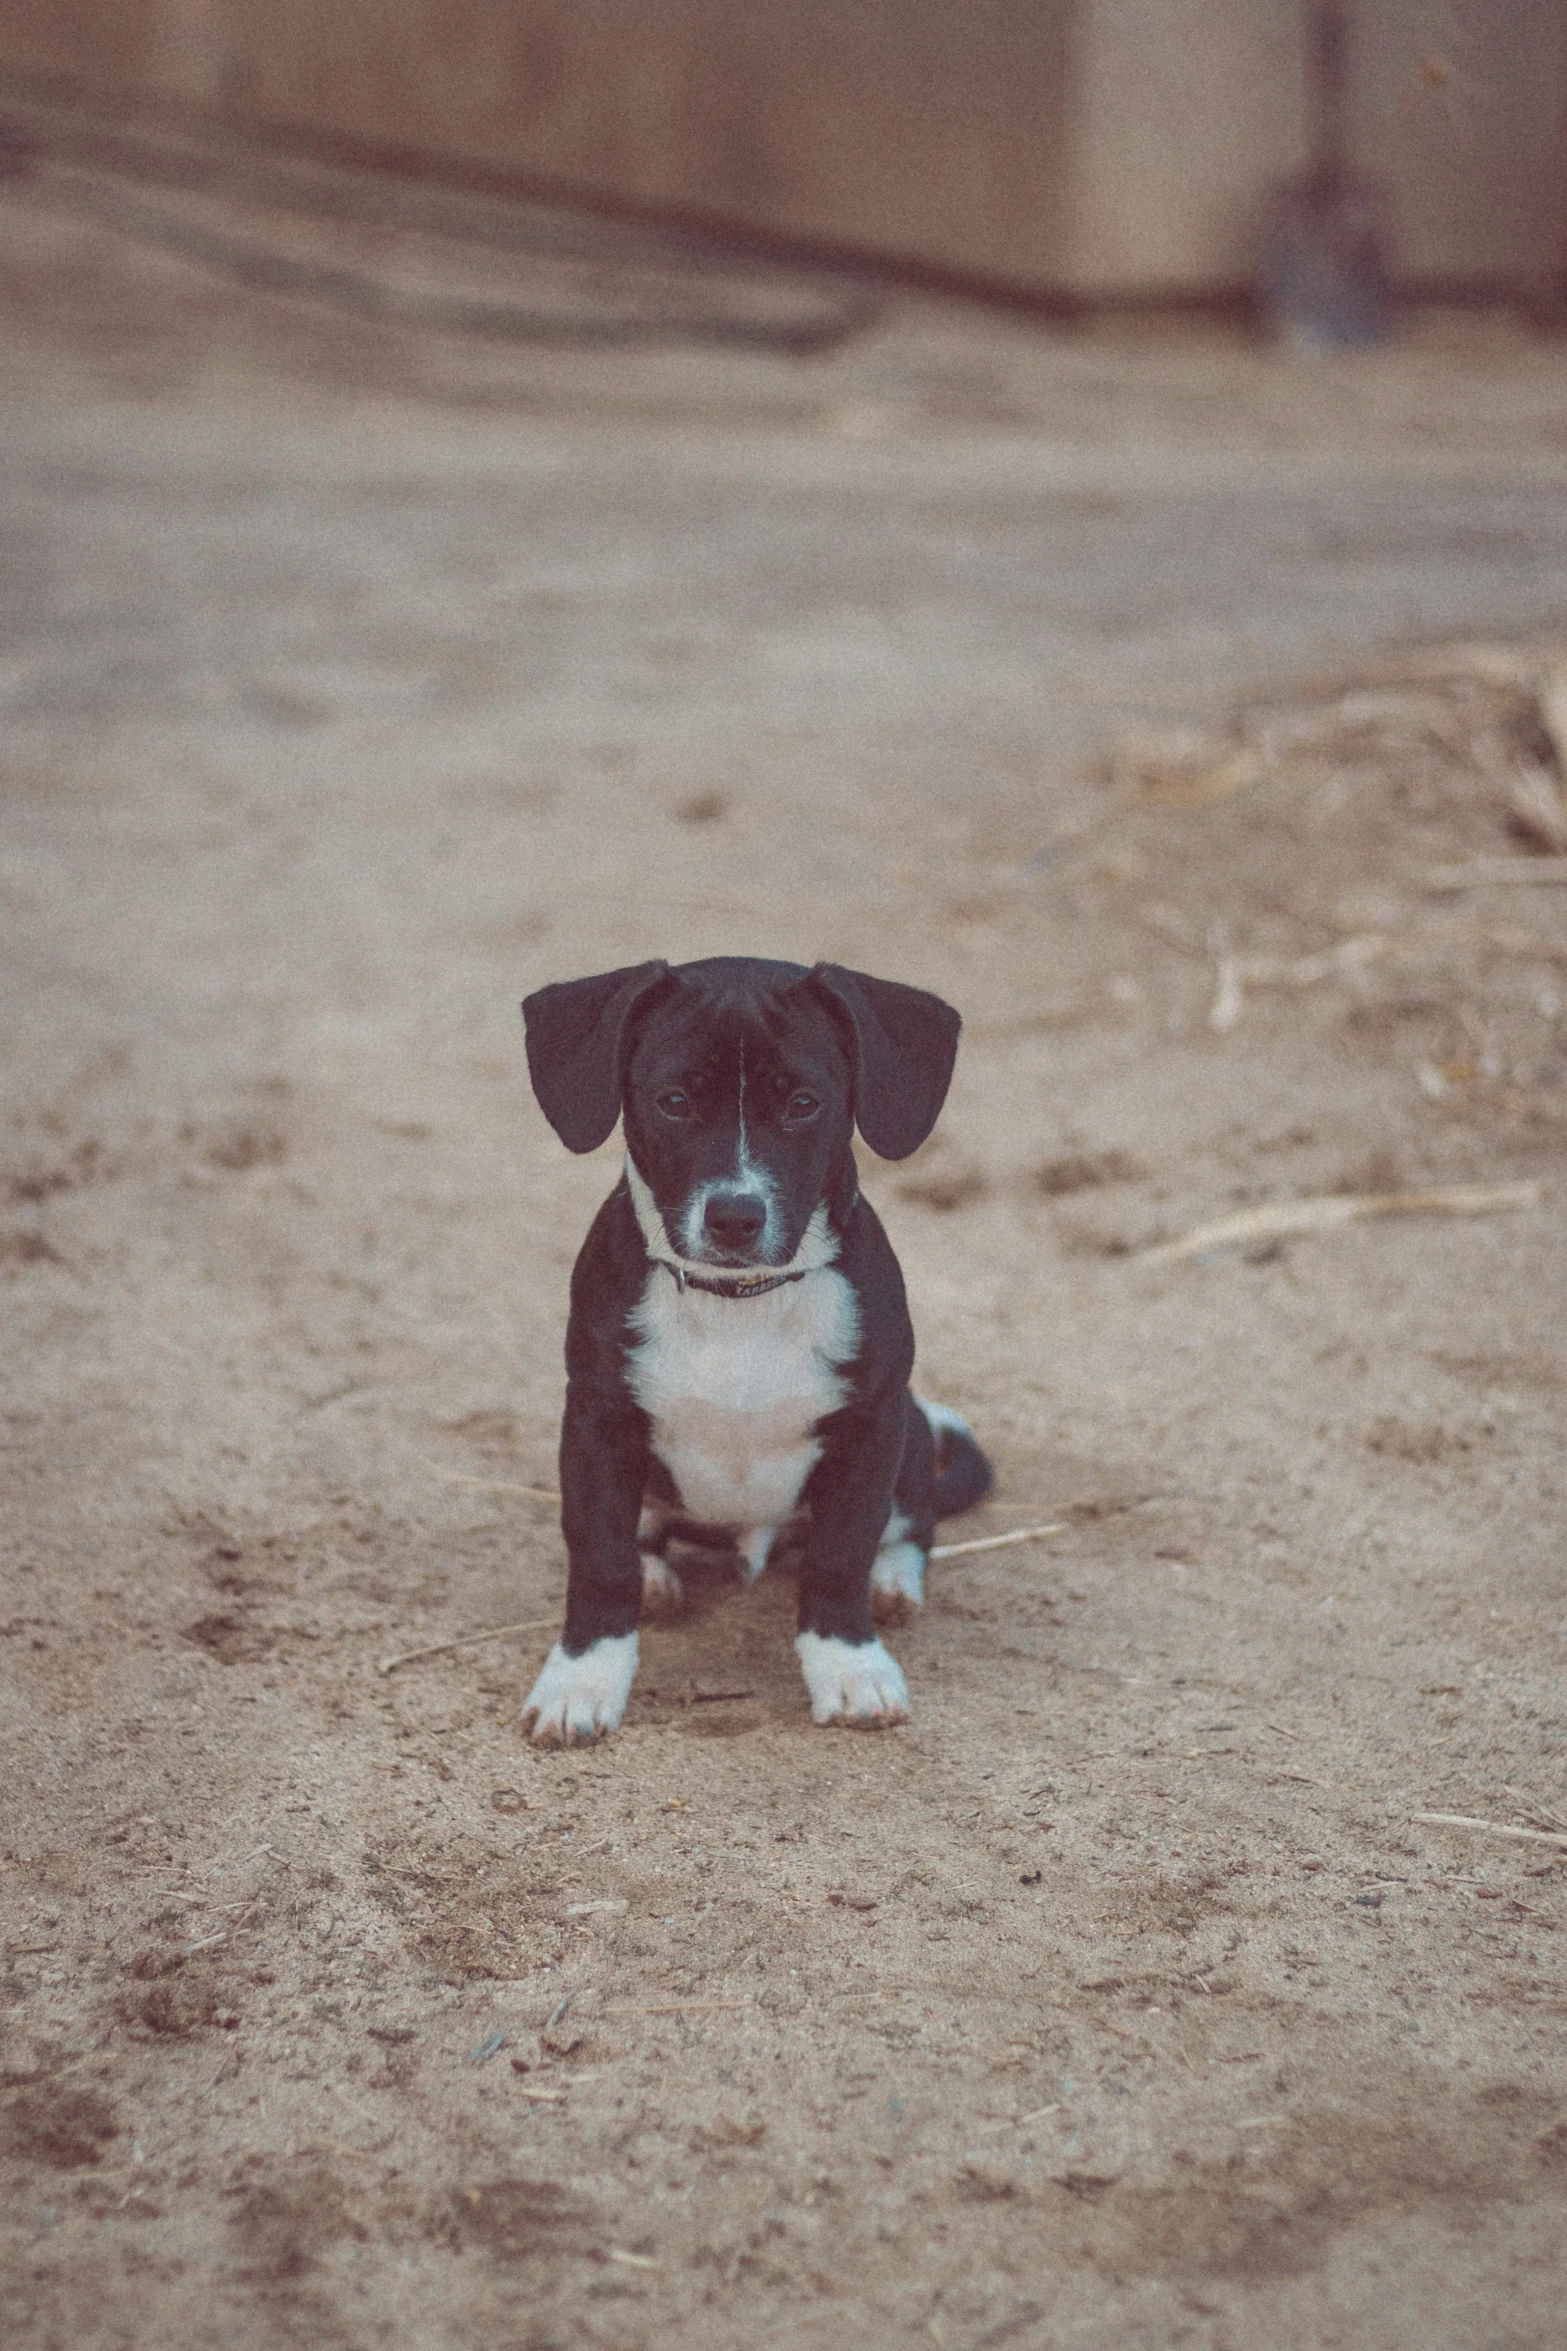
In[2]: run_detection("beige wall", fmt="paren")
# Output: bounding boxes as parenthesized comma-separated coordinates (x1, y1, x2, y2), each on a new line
(1061, 0, 1308, 293)
(1061, 0, 1567, 294)
(217, 2, 1075, 284)
(0, 0, 1562, 296)
(1355, 0, 1567, 286)
(0, 0, 166, 88)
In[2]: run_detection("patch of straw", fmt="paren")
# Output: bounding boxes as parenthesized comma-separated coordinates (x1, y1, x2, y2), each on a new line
(1113, 730, 1266, 807)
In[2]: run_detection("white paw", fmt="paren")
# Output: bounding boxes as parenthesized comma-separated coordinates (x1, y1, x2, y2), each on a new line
(521, 1634, 638, 1746)
(639, 1553, 684, 1616)
(870, 1539, 926, 1624)
(796, 1631, 909, 1728)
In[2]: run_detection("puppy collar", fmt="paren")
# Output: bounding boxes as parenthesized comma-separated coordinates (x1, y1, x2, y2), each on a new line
(654, 1260, 811, 1301)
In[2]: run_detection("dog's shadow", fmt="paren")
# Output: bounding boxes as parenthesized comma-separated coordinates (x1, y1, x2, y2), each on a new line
(631, 1532, 827, 1733)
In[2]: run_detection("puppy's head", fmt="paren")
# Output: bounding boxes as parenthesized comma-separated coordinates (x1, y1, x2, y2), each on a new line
(523, 956, 960, 1269)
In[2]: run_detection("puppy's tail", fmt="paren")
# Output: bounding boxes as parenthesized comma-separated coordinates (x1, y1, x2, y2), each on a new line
(917, 1396, 994, 1518)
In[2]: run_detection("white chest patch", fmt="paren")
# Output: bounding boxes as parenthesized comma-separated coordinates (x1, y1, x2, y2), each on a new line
(626, 1260, 860, 1532)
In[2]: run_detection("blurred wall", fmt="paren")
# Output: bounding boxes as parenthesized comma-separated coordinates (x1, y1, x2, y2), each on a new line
(1, 0, 1562, 296)
(221, 1, 1077, 286)
(1356, 0, 1567, 287)
(1062, 0, 1309, 293)
(1060, 0, 1567, 294)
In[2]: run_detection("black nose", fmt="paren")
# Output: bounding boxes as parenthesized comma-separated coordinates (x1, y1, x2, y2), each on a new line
(703, 1187, 767, 1251)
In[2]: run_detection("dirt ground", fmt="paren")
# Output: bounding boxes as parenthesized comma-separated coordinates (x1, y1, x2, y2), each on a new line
(2, 102, 1566, 2351)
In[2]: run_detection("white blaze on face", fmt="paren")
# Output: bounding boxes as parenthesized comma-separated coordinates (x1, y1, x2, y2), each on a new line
(671, 1040, 786, 1262)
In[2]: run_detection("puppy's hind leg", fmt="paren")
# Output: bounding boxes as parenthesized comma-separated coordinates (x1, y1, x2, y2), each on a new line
(869, 1509, 927, 1625)
(637, 1501, 684, 1618)
(918, 1394, 993, 1515)
(640, 1555, 684, 1615)
(870, 1392, 936, 1626)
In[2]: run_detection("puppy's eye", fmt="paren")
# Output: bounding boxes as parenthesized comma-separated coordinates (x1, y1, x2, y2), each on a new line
(655, 1089, 691, 1120)
(786, 1091, 820, 1122)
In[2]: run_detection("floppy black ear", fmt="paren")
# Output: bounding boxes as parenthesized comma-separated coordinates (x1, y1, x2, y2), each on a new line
(807, 963, 960, 1160)
(522, 961, 673, 1153)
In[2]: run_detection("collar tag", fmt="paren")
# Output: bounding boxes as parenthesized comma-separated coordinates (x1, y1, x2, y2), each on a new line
(654, 1259, 810, 1302)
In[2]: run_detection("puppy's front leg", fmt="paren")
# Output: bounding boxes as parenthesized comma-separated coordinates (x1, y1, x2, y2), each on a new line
(795, 1404, 911, 1728)
(521, 1388, 648, 1747)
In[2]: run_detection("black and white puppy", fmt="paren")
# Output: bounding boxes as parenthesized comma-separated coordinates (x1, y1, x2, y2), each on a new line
(518, 955, 991, 1746)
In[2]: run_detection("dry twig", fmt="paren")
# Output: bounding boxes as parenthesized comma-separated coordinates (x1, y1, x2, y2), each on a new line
(929, 1524, 1065, 1561)
(1138, 1181, 1542, 1266)
(1208, 953, 1245, 1034)
(307, 2138, 388, 2164)
(422, 1456, 559, 1499)
(376, 1618, 557, 1675)
(1484, 927, 1567, 966)
(1417, 641, 1540, 687)
(1536, 663, 1567, 776)
(1501, 1784, 1567, 1834)
(1210, 935, 1391, 1033)
(1412, 1812, 1567, 1851)
(1113, 729, 1265, 807)
(1425, 857, 1567, 893)
(1503, 768, 1567, 855)
(603, 1999, 751, 2014)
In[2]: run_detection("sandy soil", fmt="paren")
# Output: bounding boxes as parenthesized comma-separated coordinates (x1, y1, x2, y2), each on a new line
(2, 108, 1566, 2351)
